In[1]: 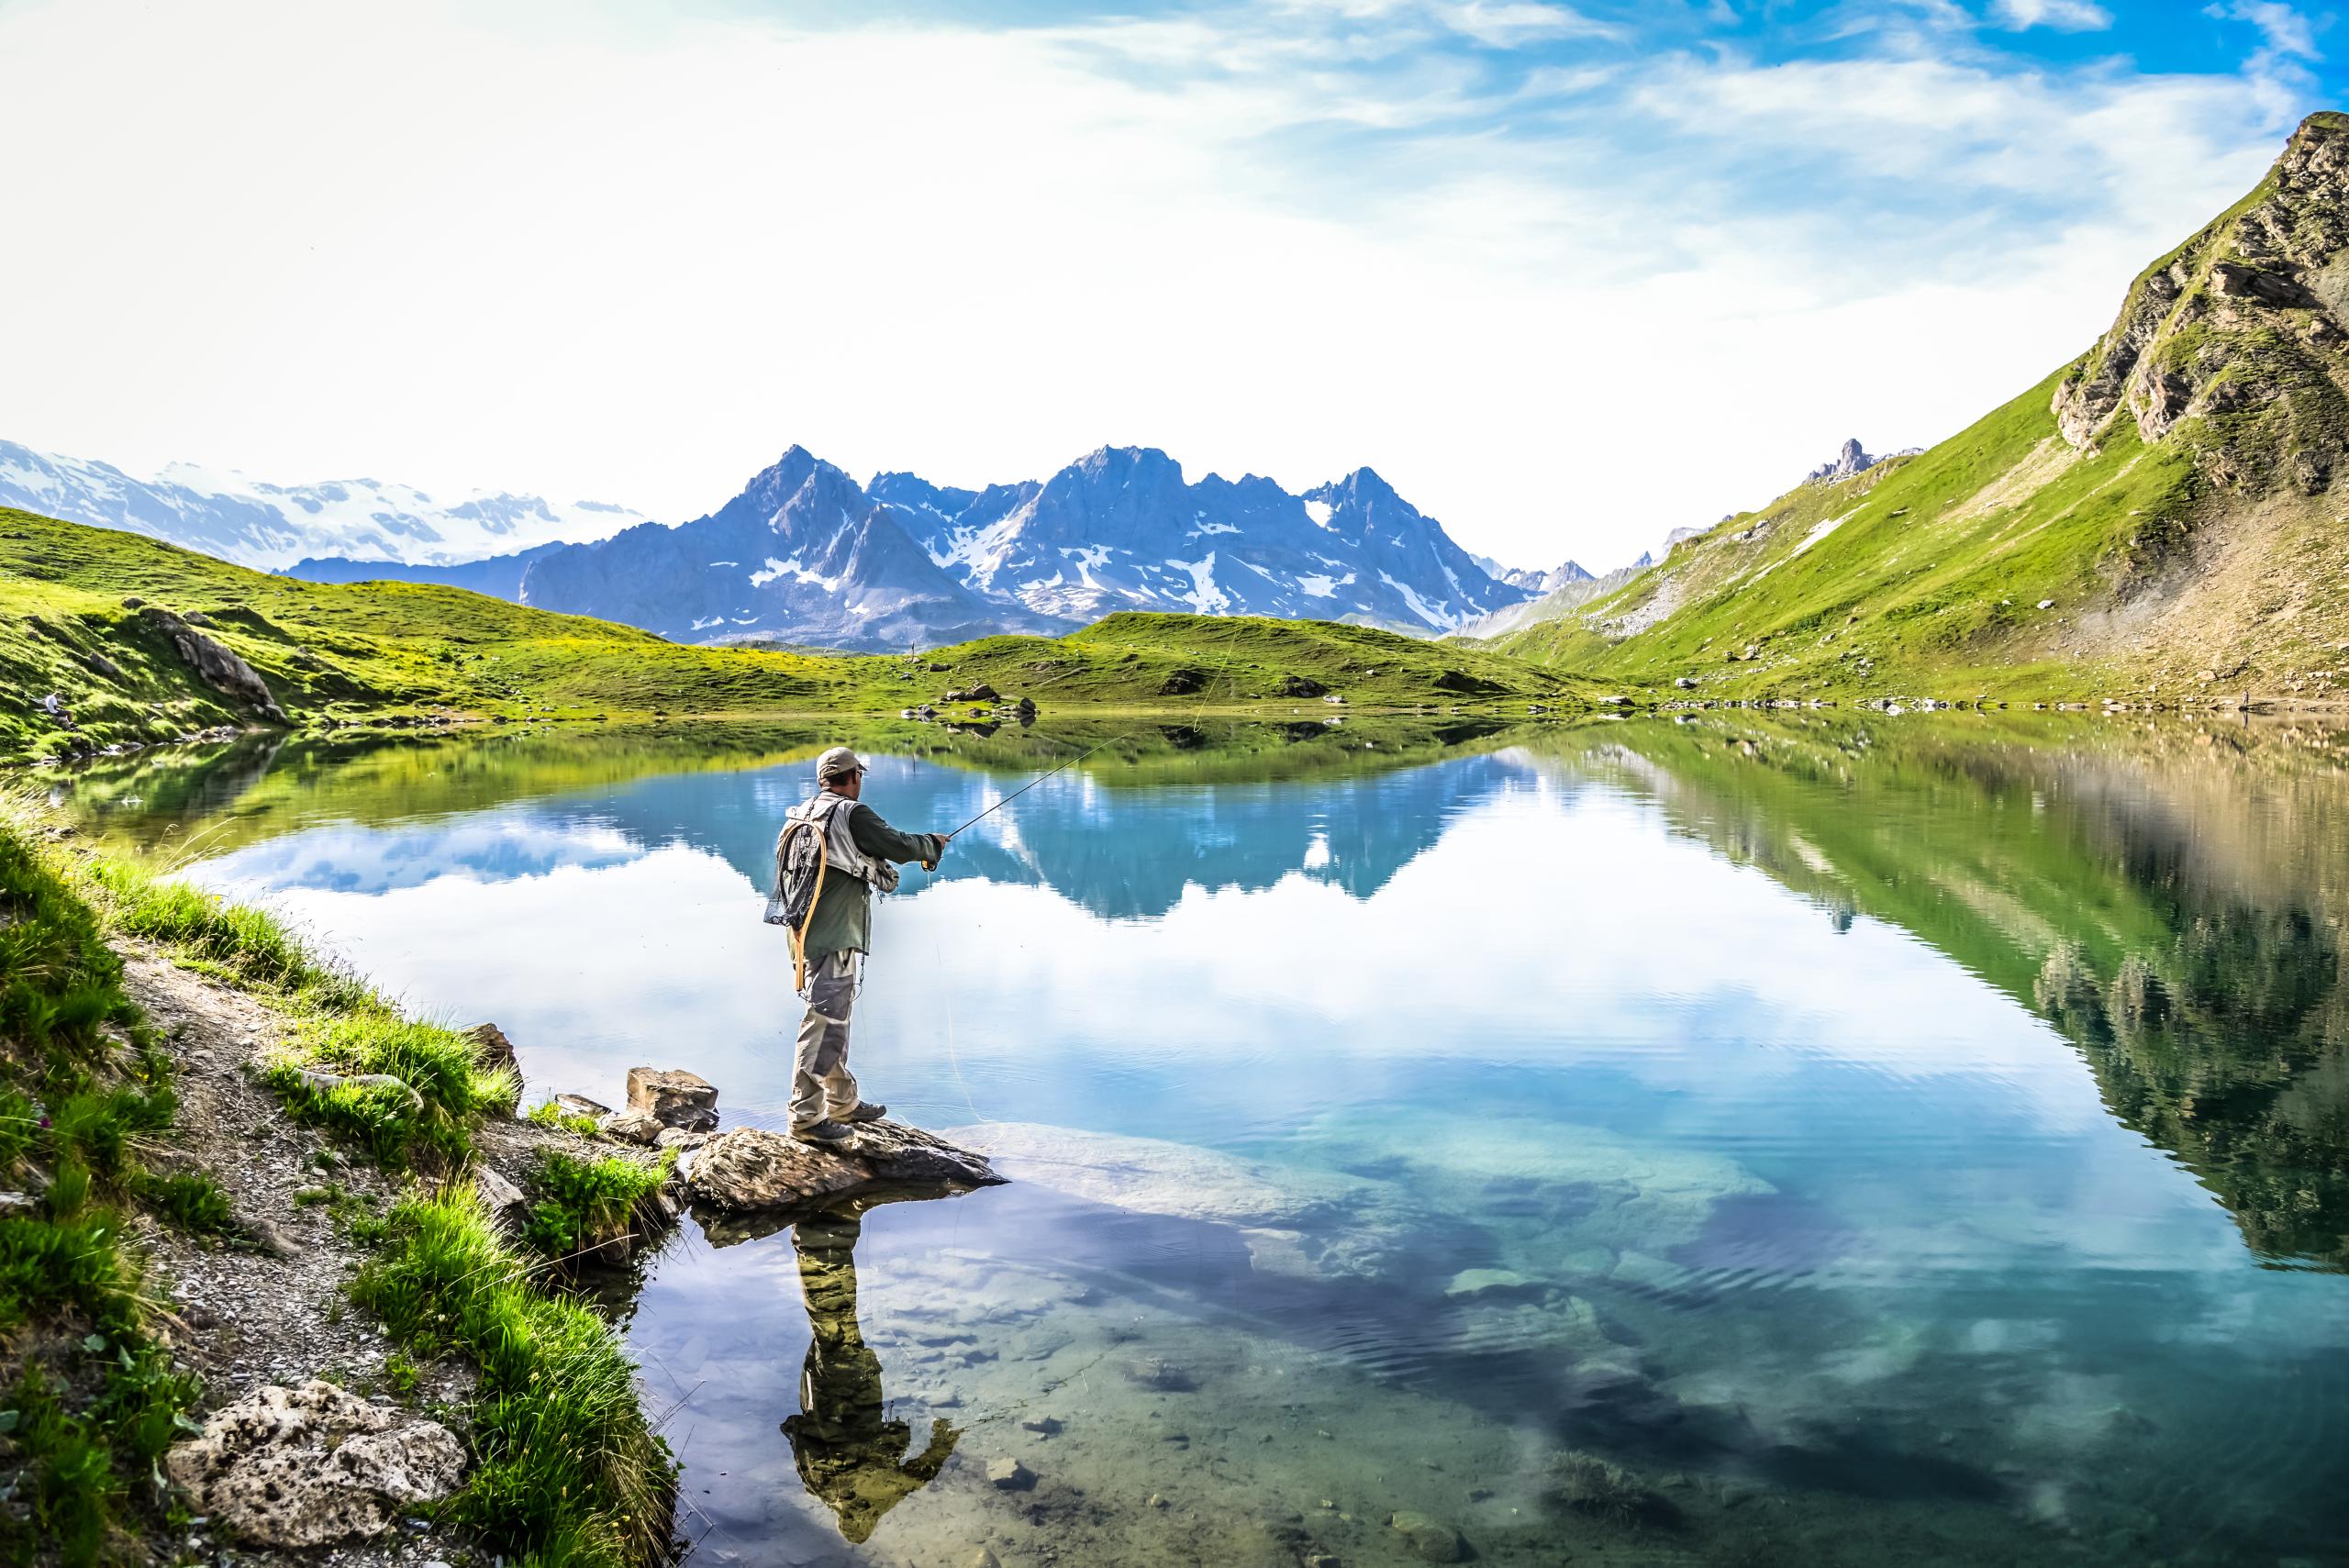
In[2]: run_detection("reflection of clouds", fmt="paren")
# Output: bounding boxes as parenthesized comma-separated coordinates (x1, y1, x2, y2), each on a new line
(200, 813, 642, 896)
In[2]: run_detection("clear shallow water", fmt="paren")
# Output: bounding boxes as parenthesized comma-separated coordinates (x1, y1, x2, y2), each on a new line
(56, 715, 2349, 1567)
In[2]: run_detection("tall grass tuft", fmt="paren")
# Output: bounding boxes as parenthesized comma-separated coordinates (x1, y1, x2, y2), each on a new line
(352, 1186, 674, 1566)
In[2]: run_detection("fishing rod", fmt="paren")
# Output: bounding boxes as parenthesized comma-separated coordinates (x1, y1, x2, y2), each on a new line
(928, 735, 1122, 861)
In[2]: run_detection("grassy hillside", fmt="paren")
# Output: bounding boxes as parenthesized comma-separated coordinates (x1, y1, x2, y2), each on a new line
(0, 508, 1608, 764)
(1492, 112, 2349, 706)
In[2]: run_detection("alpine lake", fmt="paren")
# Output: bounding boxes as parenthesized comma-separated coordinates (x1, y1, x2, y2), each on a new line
(47, 706, 2349, 1568)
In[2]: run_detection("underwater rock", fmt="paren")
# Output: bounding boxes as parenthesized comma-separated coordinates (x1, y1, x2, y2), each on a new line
(1386, 1511, 1464, 1562)
(626, 1066, 718, 1131)
(1123, 1356, 1197, 1392)
(1443, 1267, 1537, 1299)
(949, 1121, 1434, 1281)
(682, 1120, 1001, 1213)
(986, 1456, 1036, 1490)
(165, 1380, 464, 1546)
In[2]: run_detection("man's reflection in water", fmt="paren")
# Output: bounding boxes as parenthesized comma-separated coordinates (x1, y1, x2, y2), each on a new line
(780, 1205, 961, 1542)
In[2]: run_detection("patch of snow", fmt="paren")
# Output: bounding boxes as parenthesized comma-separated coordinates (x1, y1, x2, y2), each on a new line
(749, 555, 845, 593)
(1377, 571, 1452, 628)
(709, 560, 739, 568)
(1163, 553, 1231, 614)
(1297, 573, 1338, 598)
(690, 616, 724, 631)
(1304, 499, 1334, 528)
(1792, 509, 1857, 557)
(1192, 521, 1240, 536)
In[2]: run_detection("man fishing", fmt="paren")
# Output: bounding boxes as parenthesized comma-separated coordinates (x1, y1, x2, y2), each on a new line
(770, 746, 952, 1146)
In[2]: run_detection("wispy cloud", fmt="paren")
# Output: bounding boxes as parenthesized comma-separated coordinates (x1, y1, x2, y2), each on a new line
(0, 0, 2330, 571)
(1992, 0, 2116, 32)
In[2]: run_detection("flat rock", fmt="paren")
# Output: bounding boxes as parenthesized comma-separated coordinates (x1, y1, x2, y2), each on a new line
(681, 1120, 1001, 1212)
(986, 1456, 1035, 1490)
(1443, 1267, 1536, 1300)
(553, 1093, 611, 1120)
(627, 1066, 718, 1131)
(165, 1380, 464, 1546)
(596, 1109, 665, 1145)
(1387, 1511, 1464, 1563)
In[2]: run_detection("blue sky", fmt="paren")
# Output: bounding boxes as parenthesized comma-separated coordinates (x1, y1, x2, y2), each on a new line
(0, 0, 2338, 567)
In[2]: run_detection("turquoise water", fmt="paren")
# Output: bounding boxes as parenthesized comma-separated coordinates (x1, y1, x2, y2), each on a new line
(60, 717, 2349, 1566)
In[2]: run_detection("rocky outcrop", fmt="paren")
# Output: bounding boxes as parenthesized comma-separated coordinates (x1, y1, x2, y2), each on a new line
(680, 1120, 1001, 1211)
(139, 606, 287, 723)
(2052, 111, 2349, 492)
(164, 1380, 465, 1546)
(626, 1065, 718, 1131)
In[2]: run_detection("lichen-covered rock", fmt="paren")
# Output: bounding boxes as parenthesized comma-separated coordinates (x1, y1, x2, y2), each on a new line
(681, 1121, 1000, 1211)
(597, 1108, 665, 1144)
(164, 1380, 464, 1546)
(626, 1066, 718, 1130)
(139, 606, 286, 723)
(1387, 1511, 1464, 1563)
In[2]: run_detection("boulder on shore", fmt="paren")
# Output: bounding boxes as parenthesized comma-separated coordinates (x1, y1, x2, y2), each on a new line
(165, 1380, 465, 1546)
(461, 1022, 518, 1070)
(682, 1120, 1001, 1213)
(139, 605, 287, 723)
(627, 1066, 718, 1130)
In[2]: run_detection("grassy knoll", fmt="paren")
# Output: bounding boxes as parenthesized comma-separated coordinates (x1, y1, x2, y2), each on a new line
(1, 507, 1605, 766)
(0, 801, 674, 1564)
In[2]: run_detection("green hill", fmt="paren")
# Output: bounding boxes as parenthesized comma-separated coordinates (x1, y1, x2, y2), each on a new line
(1492, 112, 2349, 707)
(0, 507, 1603, 763)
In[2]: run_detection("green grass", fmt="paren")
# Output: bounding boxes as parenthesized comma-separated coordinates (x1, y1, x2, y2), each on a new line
(95, 860, 515, 1170)
(0, 805, 207, 1566)
(351, 1186, 672, 1567)
(524, 1098, 602, 1138)
(0, 507, 1616, 766)
(81, 826, 675, 1562)
(1490, 116, 2349, 703)
(1491, 368, 2207, 700)
(518, 1149, 669, 1266)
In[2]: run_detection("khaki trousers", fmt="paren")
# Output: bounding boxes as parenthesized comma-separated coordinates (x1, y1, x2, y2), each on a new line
(792, 949, 862, 1128)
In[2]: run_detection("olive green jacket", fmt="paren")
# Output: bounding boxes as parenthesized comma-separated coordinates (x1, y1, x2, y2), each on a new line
(799, 797, 946, 959)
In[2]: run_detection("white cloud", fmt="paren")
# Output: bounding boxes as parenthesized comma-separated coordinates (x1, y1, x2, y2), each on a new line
(0, 0, 2310, 574)
(1993, 0, 2116, 31)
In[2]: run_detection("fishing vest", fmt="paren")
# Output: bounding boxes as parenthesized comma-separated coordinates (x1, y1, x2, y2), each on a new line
(764, 791, 899, 928)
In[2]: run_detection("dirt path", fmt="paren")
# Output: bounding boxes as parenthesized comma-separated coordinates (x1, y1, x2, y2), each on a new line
(124, 949, 488, 1568)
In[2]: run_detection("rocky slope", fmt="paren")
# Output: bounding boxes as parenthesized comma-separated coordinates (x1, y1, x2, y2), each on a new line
(1495, 112, 2349, 705)
(0, 441, 650, 571)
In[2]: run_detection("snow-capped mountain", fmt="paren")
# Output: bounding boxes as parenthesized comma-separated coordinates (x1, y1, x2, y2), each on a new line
(516, 447, 1060, 650)
(0, 440, 650, 569)
(507, 444, 1531, 650)
(1475, 555, 1595, 595)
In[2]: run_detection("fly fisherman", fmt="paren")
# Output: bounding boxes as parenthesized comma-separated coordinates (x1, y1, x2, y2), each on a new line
(767, 747, 951, 1146)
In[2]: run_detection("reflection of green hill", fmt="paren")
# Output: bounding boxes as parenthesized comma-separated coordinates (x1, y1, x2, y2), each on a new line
(1546, 714, 2349, 1271)
(56, 717, 1560, 912)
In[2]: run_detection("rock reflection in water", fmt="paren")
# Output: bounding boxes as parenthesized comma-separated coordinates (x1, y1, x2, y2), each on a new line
(781, 1205, 961, 1543)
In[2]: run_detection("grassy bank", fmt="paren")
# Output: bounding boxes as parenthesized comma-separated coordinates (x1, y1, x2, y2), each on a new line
(0, 810, 217, 1564)
(0, 805, 675, 1563)
(1, 506, 1609, 765)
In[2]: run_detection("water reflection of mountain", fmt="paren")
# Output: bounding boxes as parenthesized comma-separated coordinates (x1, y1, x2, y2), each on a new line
(1545, 715, 2349, 1273)
(576, 746, 1544, 919)
(61, 718, 1560, 918)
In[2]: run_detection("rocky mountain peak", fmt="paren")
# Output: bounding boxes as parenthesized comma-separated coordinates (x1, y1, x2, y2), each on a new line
(2052, 108, 2349, 493)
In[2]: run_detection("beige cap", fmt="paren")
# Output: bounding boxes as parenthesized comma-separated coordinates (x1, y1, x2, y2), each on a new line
(815, 745, 867, 781)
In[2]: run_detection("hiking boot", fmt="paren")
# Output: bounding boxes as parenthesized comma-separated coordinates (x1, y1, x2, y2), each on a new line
(792, 1118, 854, 1147)
(839, 1101, 887, 1125)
